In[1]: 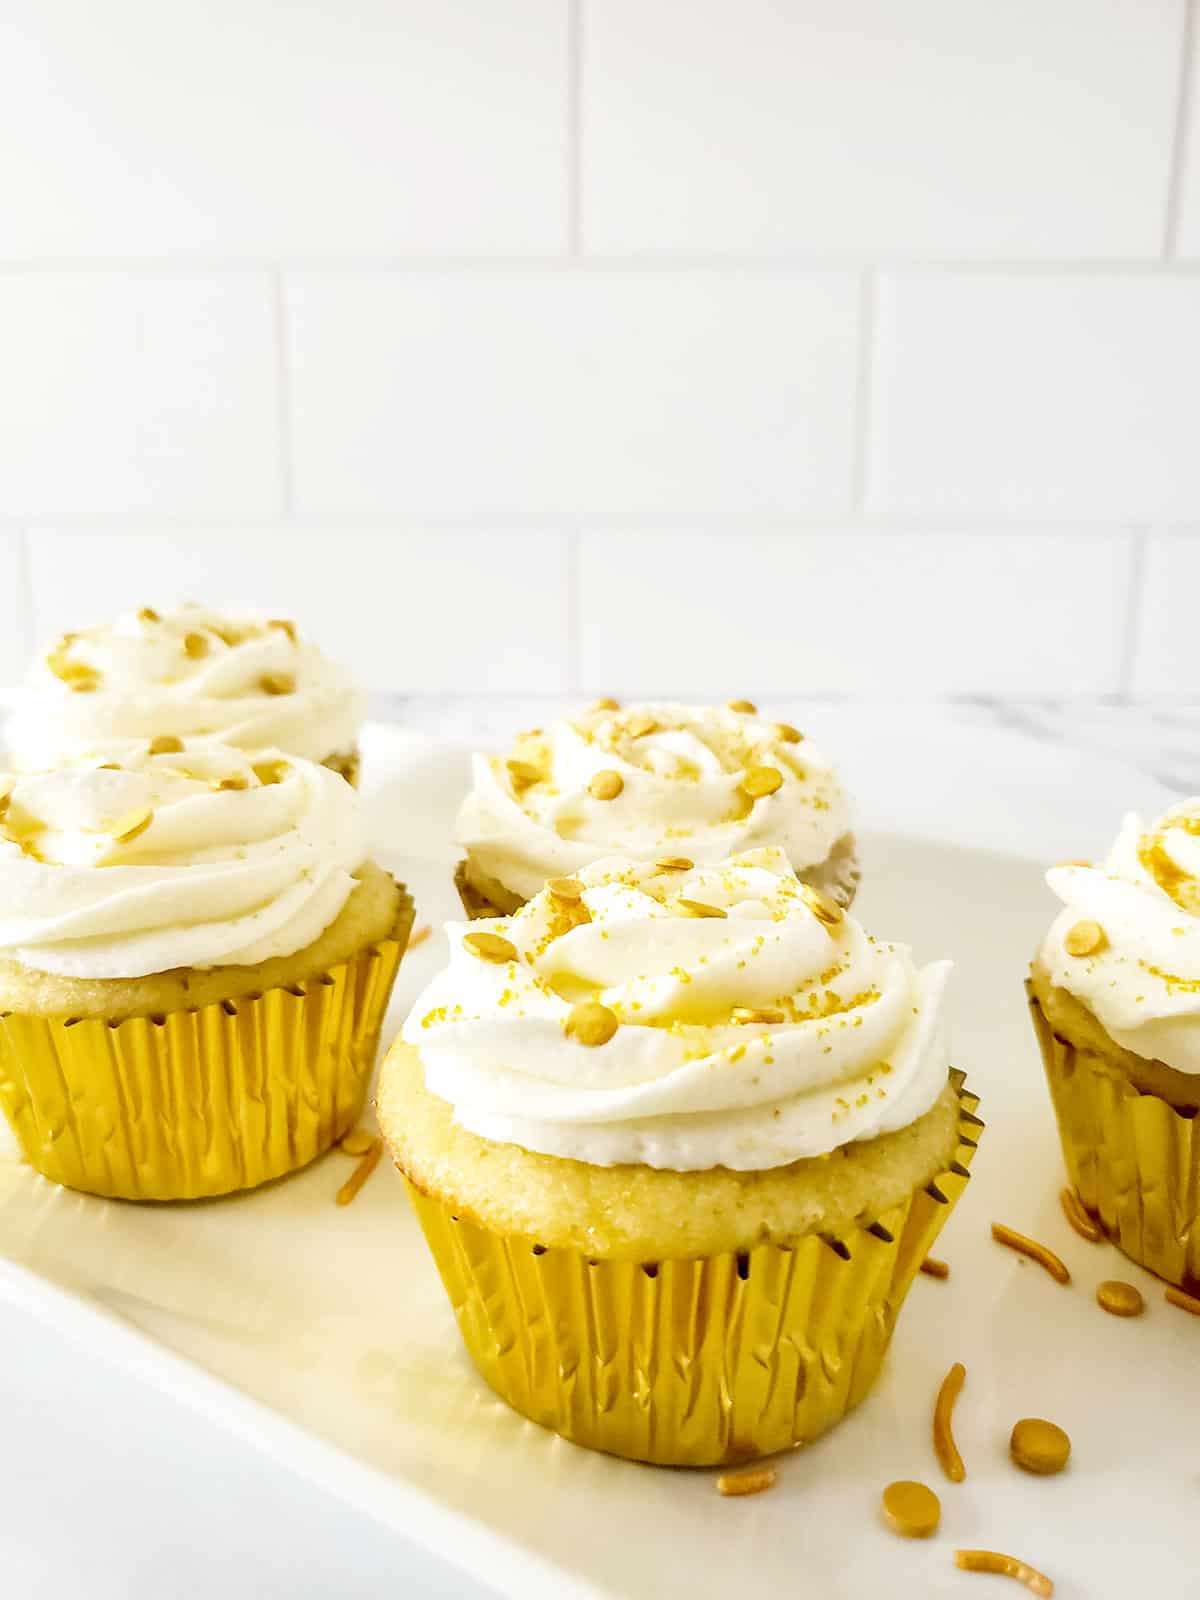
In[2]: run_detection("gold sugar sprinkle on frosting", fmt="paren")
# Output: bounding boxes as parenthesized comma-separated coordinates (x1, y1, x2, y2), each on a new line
(148, 734, 184, 755)
(268, 618, 298, 643)
(627, 713, 658, 738)
(0, 780, 13, 817)
(506, 759, 542, 789)
(1056, 857, 1093, 868)
(183, 631, 209, 659)
(716, 1466, 776, 1498)
(137, 606, 161, 623)
(1096, 1280, 1144, 1318)
(547, 876, 583, 902)
(259, 671, 295, 696)
(933, 1361, 967, 1483)
(731, 1006, 785, 1024)
(881, 1479, 941, 1539)
(678, 898, 727, 919)
(655, 855, 694, 871)
(565, 1001, 619, 1047)
(740, 766, 783, 799)
(216, 774, 250, 791)
(109, 807, 153, 844)
(955, 1550, 1054, 1598)
(589, 770, 624, 801)
(463, 931, 518, 964)
(97, 763, 122, 771)
(591, 696, 620, 711)
(252, 759, 289, 786)
(1064, 920, 1107, 957)
(727, 699, 758, 714)
(775, 722, 804, 744)
(801, 885, 844, 928)
(991, 1222, 1070, 1284)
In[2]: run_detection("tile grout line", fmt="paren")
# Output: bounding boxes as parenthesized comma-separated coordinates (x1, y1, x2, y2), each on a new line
(567, 0, 583, 258)
(566, 530, 581, 693)
(1165, 0, 1197, 257)
(270, 266, 296, 517)
(1118, 530, 1149, 698)
(850, 270, 877, 514)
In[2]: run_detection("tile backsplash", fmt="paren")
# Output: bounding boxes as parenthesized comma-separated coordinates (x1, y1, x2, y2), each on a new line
(1, 0, 1198, 700)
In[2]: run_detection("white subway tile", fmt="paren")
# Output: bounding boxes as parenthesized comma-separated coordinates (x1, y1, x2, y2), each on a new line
(0, 535, 31, 684)
(0, 1, 567, 257)
(1129, 532, 1200, 694)
(577, 530, 1133, 695)
(869, 274, 1200, 521)
(287, 270, 859, 517)
(25, 530, 570, 693)
(0, 274, 278, 518)
(583, 0, 1179, 258)
(1174, 33, 1200, 257)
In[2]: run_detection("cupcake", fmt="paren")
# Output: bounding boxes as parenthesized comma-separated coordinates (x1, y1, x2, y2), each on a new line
(7, 605, 364, 783)
(381, 847, 979, 1465)
(1030, 799, 1200, 1288)
(455, 699, 858, 919)
(0, 743, 412, 1200)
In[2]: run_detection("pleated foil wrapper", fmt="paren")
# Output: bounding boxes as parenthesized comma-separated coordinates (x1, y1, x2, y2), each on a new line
(406, 1070, 981, 1466)
(0, 887, 412, 1202)
(1029, 983, 1200, 1289)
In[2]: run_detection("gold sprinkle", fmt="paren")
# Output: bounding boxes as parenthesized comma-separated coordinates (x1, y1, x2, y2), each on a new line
(406, 924, 432, 952)
(148, 734, 184, 756)
(1060, 1187, 1104, 1242)
(1064, 919, 1107, 957)
(731, 1006, 785, 1024)
(1165, 1285, 1200, 1316)
(109, 807, 153, 844)
(259, 671, 295, 696)
(463, 931, 518, 964)
(716, 1466, 776, 1498)
(183, 631, 209, 659)
(0, 780, 13, 817)
(1057, 857, 1093, 868)
(335, 1138, 383, 1206)
(740, 766, 783, 799)
(920, 1257, 950, 1280)
(933, 1361, 966, 1483)
(775, 722, 804, 744)
(589, 770, 624, 801)
(565, 1001, 619, 1048)
(954, 1549, 1054, 1598)
(547, 876, 584, 902)
(881, 1480, 940, 1539)
(1010, 1417, 1071, 1476)
(678, 898, 727, 919)
(216, 774, 250, 791)
(338, 1127, 376, 1157)
(60, 663, 100, 693)
(97, 762, 122, 771)
(655, 855, 694, 872)
(627, 713, 658, 738)
(991, 1222, 1070, 1284)
(137, 606, 161, 623)
(591, 697, 620, 711)
(727, 699, 758, 714)
(268, 618, 298, 643)
(252, 759, 289, 786)
(800, 884, 844, 928)
(506, 759, 543, 789)
(1096, 1280, 1144, 1318)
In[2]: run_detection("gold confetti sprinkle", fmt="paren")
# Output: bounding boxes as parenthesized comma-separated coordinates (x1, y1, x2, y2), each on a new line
(506, 759, 542, 789)
(801, 884, 844, 928)
(109, 807, 153, 844)
(740, 766, 783, 799)
(591, 697, 620, 711)
(727, 699, 758, 714)
(1165, 1284, 1200, 1316)
(259, 671, 295, 696)
(920, 1257, 950, 1280)
(1060, 1187, 1104, 1242)
(1010, 1417, 1071, 1475)
(336, 1138, 383, 1206)
(268, 618, 298, 643)
(565, 1001, 619, 1047)
(406, 924, 431, 952)
(678, 898, 727, 919)
(954, 1549, 1054, 1598)
(1057, 857, 1093, 869)
(589, 770, 624, 801)
(655, 856, 694, 871)
(338, 1127, 377, 1157)
(137, 606, 161, 623)
(1064, 920, 1106, 957)
(775, 722, 804, 744)
(216, 774, 250, 791)
(716, 1466, 776, 1498)
(881, 1480, 940, 1539)
(933, 1361, 967, 1483)
(148, 734, 184, 755)
(547, 876, 584, 901)
(463, 931, 518, 964)
(183, 631, 209, 659)
(627, 713, 658, 739)
(252, 759, 289, 786)
(731, 1006, 785, 1024)
(991, 1222, 1070, 1284)
(1096, 1280, 1144, 1318)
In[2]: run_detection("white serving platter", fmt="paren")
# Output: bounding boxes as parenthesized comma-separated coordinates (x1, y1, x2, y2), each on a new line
(0, 718, 1189, 1599)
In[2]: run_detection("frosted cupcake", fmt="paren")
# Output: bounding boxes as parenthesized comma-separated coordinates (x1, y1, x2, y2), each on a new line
(7, 605, 364, 783)
(381, 847, 979, 1465)
(455, 699, 857, 918)
(1030, 799, 1200, 1287)
(0, 743, 411, 1200)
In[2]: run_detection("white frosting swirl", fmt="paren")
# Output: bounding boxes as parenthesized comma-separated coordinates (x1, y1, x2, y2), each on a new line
(404, 847, 951, 1171)
(0, 745, 366, 978)
(1043, 800, 1200, 1073)
(457, 702, 852, 902)
(8, 605, 363, 769)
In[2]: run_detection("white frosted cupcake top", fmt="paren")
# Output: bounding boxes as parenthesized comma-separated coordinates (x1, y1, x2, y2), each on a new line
(0, 745, 365, 979)
(405, 846, 951, 1172)
(456, 700, 851, 902)
(8, 605, 363, 769)
(1043, 799, 1200, 1073)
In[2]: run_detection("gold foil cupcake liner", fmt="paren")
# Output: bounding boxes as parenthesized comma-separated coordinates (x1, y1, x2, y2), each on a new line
(405, 1070, 981, 1467)
(0, 888, 412, 1202)
(1029, 984, 1200, 1288)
